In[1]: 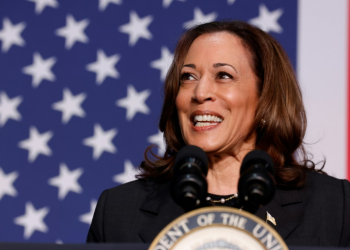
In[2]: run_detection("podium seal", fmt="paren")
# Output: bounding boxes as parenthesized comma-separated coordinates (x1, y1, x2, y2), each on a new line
(149, 207, 288, 250)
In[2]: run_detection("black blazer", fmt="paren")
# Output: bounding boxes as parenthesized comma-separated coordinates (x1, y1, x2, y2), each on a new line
(87, 172, 350, 247)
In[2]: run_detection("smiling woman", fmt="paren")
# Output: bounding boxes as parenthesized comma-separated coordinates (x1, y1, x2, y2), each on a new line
(87, 21, 350, 247)
(141, 21, 311, 188)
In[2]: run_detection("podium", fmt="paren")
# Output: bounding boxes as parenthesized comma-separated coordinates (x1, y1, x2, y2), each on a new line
(0, 243, 349, 250)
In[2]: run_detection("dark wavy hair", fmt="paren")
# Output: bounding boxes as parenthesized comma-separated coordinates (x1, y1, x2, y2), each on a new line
(138, 20, 324, 187)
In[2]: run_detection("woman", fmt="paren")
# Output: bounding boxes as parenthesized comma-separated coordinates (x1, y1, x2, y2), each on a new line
(87, 21, 350, 247)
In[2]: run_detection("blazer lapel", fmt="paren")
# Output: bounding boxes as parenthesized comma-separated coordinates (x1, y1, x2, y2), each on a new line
(138, 181, 184, 243)
(255, 187, 305, 239)
(137, 182, 305, 242)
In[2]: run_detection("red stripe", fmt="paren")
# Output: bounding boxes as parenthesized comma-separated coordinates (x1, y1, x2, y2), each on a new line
(348, 0, 350, 180)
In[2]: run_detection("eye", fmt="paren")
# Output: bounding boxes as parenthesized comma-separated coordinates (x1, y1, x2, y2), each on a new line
(216, 71, 233, 80)
(180, 72, 196, 81)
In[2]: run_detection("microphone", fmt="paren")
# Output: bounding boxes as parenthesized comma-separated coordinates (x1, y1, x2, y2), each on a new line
(170, 145, 208, 211)
(238, 150, 276, 214)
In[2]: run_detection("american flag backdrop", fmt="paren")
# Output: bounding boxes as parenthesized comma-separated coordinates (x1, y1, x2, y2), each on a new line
(0, 0, 348, 244)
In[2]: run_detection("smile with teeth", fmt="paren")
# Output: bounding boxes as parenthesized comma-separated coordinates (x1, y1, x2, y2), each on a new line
(193, 115, 223, 127)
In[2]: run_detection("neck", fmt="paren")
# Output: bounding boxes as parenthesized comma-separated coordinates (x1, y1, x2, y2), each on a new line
(207, 155, 240, 195)
(206, 146, 253, 195)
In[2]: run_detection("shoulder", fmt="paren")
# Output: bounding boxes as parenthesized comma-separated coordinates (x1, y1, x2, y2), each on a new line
(104, 179, 149, 197)
(303, 172, 350, 246)
(99, 178, 173, 207)
(300, 171, 350, 206)
(304, 171, 350, 194)
(98, 179, 159, 207)
(278, 171, 350, 246)
(88, 179, 165, 242)
(276, 171, 349, 203)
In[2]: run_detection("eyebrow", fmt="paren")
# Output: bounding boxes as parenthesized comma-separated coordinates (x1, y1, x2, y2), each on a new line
(182, 63, 237, 73)
(182, 64, 196, 69)
(213, 63, 237, 73)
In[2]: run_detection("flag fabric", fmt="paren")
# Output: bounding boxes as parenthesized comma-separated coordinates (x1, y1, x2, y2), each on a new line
(0, 0, 347, 243)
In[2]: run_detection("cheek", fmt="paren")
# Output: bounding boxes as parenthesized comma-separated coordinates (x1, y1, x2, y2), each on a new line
(223, 91, 236, 103)
(224, 84, 257, 109)
(220, 90, 243, 111)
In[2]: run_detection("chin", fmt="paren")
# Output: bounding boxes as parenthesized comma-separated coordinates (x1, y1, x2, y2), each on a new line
(185, 140, 220, 153)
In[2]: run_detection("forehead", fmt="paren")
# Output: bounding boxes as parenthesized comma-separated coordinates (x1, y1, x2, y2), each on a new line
(184, 32, 252, 65)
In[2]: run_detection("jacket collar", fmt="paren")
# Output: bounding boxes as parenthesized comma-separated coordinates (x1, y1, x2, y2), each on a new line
(138, 181, 184, 243)
(255, 187, 305, 239)
(138, 181, 305, 242)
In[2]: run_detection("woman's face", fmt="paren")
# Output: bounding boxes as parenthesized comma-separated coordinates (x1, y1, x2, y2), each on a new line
(175, 32, 259, 155)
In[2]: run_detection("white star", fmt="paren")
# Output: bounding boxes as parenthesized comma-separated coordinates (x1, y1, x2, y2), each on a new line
(56, 14, 89, 49)
(147, 130, 166, 156)
(83, 124, 117, 160)
(22, 52, 56, 88)
(86, 49, 120, 85)
(18, 126, 53, 162)
(0, 17, 26, 53)
(227, 0, 235, 5)
(0, 167, 19, 201)
(79, 200, 97, 225)
(162, 0, 185, 8)
(116, 85, 150, 121)
(27, 0, 59, 14)
(183, 8, 217, 29)
(249, 4, 283, 33)
(119, 11, 153, 46)
(99, 0, 122, 11)
(150, 46, 174, 81)
(48, 163, 83, 200)
(52, 88, 86, 124)
(14, 202, 49, 239)
(0, 91, 22, 127)
(113, 160, 138, 184)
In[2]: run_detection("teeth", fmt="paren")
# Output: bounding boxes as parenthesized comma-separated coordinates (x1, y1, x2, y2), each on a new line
(195, 122, 218, 127)
(194, 115, 223, 123)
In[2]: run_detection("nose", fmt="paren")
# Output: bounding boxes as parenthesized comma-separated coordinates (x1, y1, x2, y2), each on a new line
(191, 77, 216, 103)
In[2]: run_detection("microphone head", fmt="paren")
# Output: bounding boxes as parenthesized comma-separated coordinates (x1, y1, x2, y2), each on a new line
(238, 150, 276, 213)
(240, 149, 274, 175)
(171, 145, 208, 211)
(173, 145, 208, 175)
